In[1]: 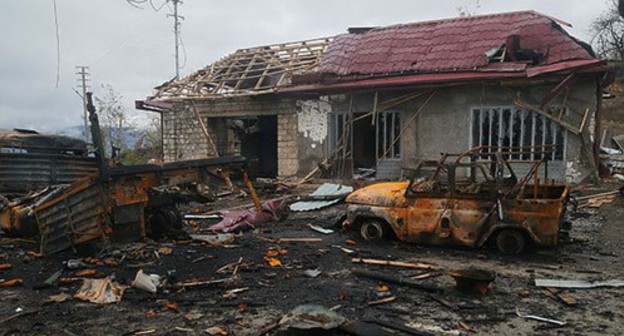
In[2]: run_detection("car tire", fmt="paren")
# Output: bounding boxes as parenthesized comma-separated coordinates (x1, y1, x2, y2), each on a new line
(360, 219, 385, 241)
(496, 229, 526, 254)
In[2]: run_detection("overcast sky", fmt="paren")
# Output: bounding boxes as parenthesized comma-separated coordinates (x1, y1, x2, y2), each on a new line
(0, 0, 612, 133)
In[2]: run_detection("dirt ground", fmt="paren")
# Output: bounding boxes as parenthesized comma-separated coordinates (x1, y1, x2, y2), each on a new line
(0, 184, 623, 336)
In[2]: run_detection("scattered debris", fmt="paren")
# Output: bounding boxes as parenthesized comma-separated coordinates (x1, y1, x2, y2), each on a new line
(411, 272, 440, 280)
(368, 296, 396, 306)
(515, 308, 567, 326)
(263, 257, 282, 267)
(157, 247, 172, 255)
(338, 320, 395, 336)
(518, 290, 531, 297)
(576, 188, 622, 209)
(303, 269, 322, 278)
(365, 319, 436, 336)
(222, 287, 248, 299)
(278, 238, 323, 243)
(542, 288, 578, 306)
(308, 224, 334, 234)
(46, 292, 72, 303)
(352, 258, 438, 270)
(190, 233, 236, 247)
(0, 279, 24, 287)
(132, 270, 162, 294)
(74, 277, 125, 304)
(66, 259, 88, 269)
(458, 321, 475, 333)
(289, 183, 353, 212)
(204, 326, 228, 336)
(175, 277, 233, 289)
(184, 214, 223, 220)
(278, 305, 346, 332)
(448, 269, 496, 295)
(352, 269, 442, 293)
(75, 269, 97, 277)
(209, 199, 287, 233)
(535, 278, 624, 289)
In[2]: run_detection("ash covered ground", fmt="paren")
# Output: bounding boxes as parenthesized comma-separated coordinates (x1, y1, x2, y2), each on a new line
(0, 185, 623, 336)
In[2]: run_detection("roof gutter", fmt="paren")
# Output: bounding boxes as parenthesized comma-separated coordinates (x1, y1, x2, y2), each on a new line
(279, 59, 606, 96)
(134, 99, 175, 113)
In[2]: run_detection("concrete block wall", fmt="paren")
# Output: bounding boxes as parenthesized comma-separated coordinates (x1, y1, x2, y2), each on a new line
(277, 114, 299, 177)
(161, 97, 301, 179)
(162, 109, 210, 162)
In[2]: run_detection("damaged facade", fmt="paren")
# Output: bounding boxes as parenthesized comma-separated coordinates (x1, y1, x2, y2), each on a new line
(138, 11, 609, 183)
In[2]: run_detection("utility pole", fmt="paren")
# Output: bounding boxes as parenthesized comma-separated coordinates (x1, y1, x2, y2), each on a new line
(167, 0, 183, 79)
(75, 65, 90, 142)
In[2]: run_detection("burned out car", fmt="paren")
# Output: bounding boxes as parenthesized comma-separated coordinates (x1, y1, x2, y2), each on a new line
(344, 147, 569, 254)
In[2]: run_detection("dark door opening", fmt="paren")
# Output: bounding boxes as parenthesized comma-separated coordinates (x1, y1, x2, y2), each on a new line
(352, 114, 376, 170)
(239, 116, 278, 178)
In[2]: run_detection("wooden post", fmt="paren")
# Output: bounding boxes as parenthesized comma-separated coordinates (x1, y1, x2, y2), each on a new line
(190, 101, 219, 157)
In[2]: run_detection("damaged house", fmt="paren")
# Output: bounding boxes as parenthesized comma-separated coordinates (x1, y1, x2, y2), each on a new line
(137, 11, 609, 182)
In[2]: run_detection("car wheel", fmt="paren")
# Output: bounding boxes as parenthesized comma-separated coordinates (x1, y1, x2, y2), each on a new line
(360, 219, 385, 241)
(496, 229, 526, 254)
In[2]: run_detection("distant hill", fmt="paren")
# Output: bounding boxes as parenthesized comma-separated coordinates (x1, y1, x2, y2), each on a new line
(54, 123, 148, 150)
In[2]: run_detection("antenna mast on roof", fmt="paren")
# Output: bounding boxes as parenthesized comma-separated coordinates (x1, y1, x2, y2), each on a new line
(168, 0, 183, 80)
(126, 0, 184, 79)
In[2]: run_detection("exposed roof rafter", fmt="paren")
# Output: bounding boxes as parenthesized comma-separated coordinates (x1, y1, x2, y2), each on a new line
(150, 37, 332, 101)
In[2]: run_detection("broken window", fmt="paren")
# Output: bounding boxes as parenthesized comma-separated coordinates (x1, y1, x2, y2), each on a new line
(376, 110, 402, 160)
(471, 107, 566, 161)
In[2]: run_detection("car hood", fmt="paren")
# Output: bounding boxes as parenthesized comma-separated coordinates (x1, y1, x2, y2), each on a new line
(346, 182, 409, 207)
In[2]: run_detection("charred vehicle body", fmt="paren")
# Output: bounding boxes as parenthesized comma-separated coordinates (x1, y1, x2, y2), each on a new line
(0, 93, 247, 255)
(344, 147, 570, 254)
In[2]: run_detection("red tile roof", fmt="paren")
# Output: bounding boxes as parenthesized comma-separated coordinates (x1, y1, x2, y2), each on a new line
(319, 11, 595, 77)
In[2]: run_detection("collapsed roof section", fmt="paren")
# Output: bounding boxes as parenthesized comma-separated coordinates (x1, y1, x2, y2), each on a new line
(149, 37, 332, 101)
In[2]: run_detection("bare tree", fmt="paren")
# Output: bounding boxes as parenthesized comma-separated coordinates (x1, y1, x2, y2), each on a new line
(591, 0, 624, 61)
(143, 115, 163, 162)
(95, 84, 134, 158)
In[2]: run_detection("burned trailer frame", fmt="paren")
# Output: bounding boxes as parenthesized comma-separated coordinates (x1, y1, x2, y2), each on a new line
(0, 93, 248, 255)
(344, 146, 569, 254)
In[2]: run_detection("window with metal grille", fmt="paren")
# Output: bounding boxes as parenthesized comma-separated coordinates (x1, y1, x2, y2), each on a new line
(377, 110, 402, 160)
(471, 107, 566, 161)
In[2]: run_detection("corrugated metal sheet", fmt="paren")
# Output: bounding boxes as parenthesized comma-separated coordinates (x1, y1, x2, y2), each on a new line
(36, 178, 108, 255)
(319, 11, 594, 77)
(290, 183, 354, 212)
(0, 153, 97, 194)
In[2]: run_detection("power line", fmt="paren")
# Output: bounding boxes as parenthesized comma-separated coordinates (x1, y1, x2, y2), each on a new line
(149, 0, 168, 12)
(127, 0, 184, 79)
